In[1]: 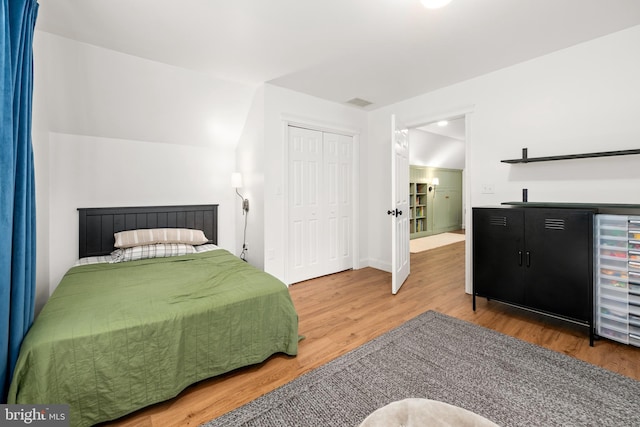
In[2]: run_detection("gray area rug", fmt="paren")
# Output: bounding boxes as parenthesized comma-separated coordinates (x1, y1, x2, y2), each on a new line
(202, 311, 640, 427)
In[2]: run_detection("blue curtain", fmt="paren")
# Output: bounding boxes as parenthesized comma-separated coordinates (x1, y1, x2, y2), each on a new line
(1, 0, 38, 402)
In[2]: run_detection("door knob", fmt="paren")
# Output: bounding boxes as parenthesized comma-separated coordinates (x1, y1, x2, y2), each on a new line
(387, 209, 403, 216)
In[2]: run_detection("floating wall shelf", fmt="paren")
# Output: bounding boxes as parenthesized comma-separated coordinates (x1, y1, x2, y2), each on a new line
(501, 148, 640, 164)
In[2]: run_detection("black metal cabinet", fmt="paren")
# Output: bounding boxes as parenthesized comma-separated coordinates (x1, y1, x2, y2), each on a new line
(473, 207, 594, 342)
(473, 208, 526, 305)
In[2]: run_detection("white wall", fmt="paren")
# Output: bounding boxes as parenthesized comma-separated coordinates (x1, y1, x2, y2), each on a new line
(32, 33, 51, 313)
(235, 87, 265, 268)
(48, 134, 232, 290)
(36, 33, 254, 148)
(368, 25, 640, 280)
(409, 129, 465, 169)
(262, 84, 368, 283)
(33, 32, 258, 297)
(34, 23, 640, 303)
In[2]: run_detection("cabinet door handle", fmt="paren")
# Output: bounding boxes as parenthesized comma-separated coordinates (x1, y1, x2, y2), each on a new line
(526, 251, 531, 267)
(518, 250, 523, 266)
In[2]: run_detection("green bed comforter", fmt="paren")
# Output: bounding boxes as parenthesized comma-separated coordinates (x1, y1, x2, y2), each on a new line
(8, 249, 299, 427)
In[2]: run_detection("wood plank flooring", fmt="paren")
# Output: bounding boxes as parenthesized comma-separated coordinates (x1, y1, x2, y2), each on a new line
(105, 237, 640, 426)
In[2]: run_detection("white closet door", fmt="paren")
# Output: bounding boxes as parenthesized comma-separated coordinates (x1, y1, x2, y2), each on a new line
(287, 126, 353, 284)
(289, 126, 325, 283)
(324, 132, 352, 275)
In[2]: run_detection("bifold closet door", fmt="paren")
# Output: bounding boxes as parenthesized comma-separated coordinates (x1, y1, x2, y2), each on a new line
(288, 126, 352, 284)
(323, 131, 352, 276)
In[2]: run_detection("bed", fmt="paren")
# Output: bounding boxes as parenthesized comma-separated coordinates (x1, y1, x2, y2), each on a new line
(7, 205, 299, 427)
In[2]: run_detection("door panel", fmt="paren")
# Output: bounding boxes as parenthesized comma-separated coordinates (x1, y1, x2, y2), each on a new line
(324, 132, 352, 274)
(391, 115, 410, 294)
(288, 127, 325, 283)
(524, 209, 593, 321)
(292, 220, 303, 269)
(472, 208, 525, 304)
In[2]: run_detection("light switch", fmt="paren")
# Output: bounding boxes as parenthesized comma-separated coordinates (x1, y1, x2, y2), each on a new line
(481, 184, 495, 194)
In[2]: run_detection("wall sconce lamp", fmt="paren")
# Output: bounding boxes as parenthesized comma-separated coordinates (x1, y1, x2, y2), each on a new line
(231, 172, 249, 261)
(231, 172, 249, 214)
(428, 177, 440, 197)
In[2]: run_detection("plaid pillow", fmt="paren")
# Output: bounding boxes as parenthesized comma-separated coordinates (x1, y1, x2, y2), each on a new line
(194, 243, 220, 253)
(110, 243, 196, 263)
(74, 255, 112, 266)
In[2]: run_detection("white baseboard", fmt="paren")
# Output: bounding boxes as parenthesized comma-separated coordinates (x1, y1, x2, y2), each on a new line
(366, 258, 392, 273)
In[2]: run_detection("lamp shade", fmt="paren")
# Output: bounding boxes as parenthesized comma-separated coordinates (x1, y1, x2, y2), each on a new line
(432, 177, 440, 186)
(231, 172, 243, 189)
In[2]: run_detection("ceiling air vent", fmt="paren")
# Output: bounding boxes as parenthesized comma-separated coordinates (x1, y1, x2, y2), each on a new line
(346, 98, 373, 108)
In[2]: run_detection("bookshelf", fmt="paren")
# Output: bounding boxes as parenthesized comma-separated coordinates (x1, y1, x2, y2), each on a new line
(410, 182, 429, 238)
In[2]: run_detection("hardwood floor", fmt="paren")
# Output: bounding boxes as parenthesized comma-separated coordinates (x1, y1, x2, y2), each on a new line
(106, 237, 640, 426)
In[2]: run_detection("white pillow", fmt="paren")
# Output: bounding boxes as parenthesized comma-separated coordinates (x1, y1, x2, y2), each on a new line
(114, 228, 208, 248)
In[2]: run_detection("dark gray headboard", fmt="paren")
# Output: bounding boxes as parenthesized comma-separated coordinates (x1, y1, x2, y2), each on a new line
(77, 204, 218, 258)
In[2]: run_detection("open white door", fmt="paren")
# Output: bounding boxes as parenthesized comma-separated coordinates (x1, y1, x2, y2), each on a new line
(390, 114, 410, 294)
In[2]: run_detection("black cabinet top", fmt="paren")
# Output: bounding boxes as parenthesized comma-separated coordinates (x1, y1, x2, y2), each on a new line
(500, 201, 640, 215)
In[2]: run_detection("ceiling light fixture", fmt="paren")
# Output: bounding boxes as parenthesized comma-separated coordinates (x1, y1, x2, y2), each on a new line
(421, 0, 452, 9)
(437, 120, 449, 127)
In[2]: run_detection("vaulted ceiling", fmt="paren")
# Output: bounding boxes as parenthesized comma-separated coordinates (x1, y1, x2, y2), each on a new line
(36, 0, 640, 110)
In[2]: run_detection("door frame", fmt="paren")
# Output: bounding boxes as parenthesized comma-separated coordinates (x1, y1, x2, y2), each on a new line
(406, 105, 475, 294)
(281, 114, 361, 285)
